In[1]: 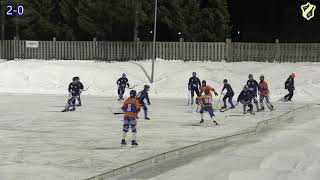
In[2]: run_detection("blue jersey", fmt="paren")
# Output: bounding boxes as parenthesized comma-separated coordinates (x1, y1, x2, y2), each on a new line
(246, 79, 259, 93)
(117, 77, 129, 88)
(188, 77, 201, 89)
(137, 90, 150, 104)
(237, 90, 254, 102)
(222, 83, 234, 94)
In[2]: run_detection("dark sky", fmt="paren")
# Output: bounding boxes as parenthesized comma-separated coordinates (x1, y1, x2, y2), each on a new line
(228, 0, 320, 42)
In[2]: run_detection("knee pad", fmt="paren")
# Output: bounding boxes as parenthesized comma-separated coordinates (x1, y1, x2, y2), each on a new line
(123, 124, 129, 132)
(131, 125, 137, 133)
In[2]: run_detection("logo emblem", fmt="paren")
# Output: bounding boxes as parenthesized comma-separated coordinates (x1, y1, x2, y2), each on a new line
(301, 2, 316, 20)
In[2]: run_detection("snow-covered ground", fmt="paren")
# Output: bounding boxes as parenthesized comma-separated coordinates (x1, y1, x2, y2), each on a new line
(0, 59, 319, 101)
(124, 105, 320, 180)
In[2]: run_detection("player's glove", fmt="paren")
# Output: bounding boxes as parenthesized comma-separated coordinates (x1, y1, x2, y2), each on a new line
(215, 92, 218, 96)
(148, 102, 151, 105)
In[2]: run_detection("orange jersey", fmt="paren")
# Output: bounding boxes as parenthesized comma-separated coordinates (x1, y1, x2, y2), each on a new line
(122, 97, 141, 117)
(197, 95, 213, 108)
(199, 85, 216, 96)
(259, 81, 269, 95)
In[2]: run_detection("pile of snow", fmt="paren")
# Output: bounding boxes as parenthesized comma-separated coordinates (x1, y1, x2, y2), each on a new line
(0, 59, 319, 102)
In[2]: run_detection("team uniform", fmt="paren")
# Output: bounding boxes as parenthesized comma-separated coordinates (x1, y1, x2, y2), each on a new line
(246, 75, 260, 111)
(75, 80, 84, 106)
(121, 90, 140, 146)
(188, 72, 201, 104)
(62, 77, 84, 112)
(199, 81, 218, 97)
(237, 86, 255, 114)
(117, 74, 130, 100)
(196, 92, 219, 125)
(137, 85, 151, 120)
(258, 75, 274, 110)
(221, 79, 235, 109)
(284, 73, 295, 101)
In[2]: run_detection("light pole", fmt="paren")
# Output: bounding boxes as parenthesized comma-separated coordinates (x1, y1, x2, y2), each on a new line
(151, 0, 157, 83)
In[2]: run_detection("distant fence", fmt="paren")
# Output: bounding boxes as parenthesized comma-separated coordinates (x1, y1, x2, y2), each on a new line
(1, 39, 320, 62)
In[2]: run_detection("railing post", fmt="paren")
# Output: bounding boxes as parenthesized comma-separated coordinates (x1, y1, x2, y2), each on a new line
(13, 36, 17, 60)
(275, 39, 280, 62)
(93, 37, 97, 60)
(53, 37, 56, 59)
(225, 38, 232, 62)
(179, 37, 184, 61)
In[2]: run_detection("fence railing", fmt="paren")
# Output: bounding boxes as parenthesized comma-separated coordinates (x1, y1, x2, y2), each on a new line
(1, 39, 320, 62)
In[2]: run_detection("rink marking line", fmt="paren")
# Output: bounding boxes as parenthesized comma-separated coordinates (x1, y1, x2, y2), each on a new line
(82, 105, 310, 180)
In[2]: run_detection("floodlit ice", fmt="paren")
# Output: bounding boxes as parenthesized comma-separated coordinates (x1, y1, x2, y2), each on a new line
(139, 105, 320, 180)
(0, 59, 318, 180)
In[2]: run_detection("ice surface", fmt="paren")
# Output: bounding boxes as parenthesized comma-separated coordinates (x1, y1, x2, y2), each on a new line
(0, 60, 317, 179)
(0, 93, 305, 180)
(131, 105, 320, 180)
(0, 59, 318, 102)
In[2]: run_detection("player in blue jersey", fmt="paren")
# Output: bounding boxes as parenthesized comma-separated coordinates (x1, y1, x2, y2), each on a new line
(237, 85, 255, 114)
(246, 74, 260, 111)
(137, 85, 151, 120)
(188, 72, 201, 105)
(62, 77, 84, 112)
(117, 73, 130, 100)
(221, 79, 235, 109)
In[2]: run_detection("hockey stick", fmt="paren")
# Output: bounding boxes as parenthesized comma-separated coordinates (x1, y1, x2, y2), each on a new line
(83, 86, 90, 91)
(219, 102, 238, 112)
(127, 84, 137, 90)
(113, 112, 124, 115)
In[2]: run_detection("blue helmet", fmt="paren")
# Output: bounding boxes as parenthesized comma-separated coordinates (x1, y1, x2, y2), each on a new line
(192, 72, 196, 76)
(130, 90, 137, 97)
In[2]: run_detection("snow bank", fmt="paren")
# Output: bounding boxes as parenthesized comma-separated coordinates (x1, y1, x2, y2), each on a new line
(0, 59, 318, 102)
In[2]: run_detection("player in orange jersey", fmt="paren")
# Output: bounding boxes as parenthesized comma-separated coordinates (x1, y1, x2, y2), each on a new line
(121, 90, 141, 147)
(199, 80, 218, 97)
(258, 75, 274, 111)
(196, 90, 219, 125)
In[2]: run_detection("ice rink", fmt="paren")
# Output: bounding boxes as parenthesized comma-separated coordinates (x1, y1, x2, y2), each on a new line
(118, 105, 320, 180)
(0, 93, 306, 180)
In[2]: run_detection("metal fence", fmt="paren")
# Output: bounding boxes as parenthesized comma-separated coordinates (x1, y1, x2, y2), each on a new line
(1, 39, 320, 62)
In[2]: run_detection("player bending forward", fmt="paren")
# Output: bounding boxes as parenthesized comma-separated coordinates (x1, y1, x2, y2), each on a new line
(62, 77, 84, 112)
(137, 85, 151, 120)
(199, 80, 218, 97)
(196, 90, 219, 125)
(247, 74, 260, 111)
(221, 79, 235, 109)
(121, 90, 141, 147)
(258, 75, 274, 111)
(237, 85, 255, 115)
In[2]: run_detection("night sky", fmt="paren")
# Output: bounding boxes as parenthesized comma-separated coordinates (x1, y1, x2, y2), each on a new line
(228, 0, 320, 42)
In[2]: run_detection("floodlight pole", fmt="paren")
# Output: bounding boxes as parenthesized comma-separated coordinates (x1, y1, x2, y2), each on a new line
(151, 0, 157, 83)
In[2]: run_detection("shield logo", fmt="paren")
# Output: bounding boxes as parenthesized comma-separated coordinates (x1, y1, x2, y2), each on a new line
(301, 2, 316, 20)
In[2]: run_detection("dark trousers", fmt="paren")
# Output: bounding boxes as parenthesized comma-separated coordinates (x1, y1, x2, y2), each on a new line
(240, 100, 253, 112)
(118, 87, 125, 99)
(284, 89, 294, 101)
(190, 88, 200, 98)
(223, 93, 234, 107)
